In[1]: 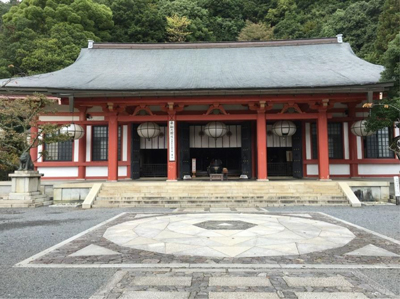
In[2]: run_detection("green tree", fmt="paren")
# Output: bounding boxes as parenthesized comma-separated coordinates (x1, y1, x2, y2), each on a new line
(0, 94, 72, 174)
(374, 0, 400, 60)
(159, 0, 213, 41)
(273, 11, 305, 39)
(0, 0, 113, 78)
(202, 0, 245, 41)
(110, 0, 166, 42)
(166, 15, 192, 42)
(365, 34, 400, 136)
(238, 20, 274, 41)
(265, 0, 297, 26)
(320, 0, 384, 61)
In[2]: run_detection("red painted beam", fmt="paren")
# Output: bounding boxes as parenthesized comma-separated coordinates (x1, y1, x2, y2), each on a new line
(176, 114, 257, 121)
(257, 111, 268, 180)
(108, 114, 119, 181)
(317, 111, 330, 180)
(265, 113, 332, 120)
(74, 93, 375, 105)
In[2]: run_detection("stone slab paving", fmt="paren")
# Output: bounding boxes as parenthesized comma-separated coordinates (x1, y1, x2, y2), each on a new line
(283, 276, 353, 287)
(295, 293, 368, 299)
(18, 212, 400, 268)
(209, 277, 272, 287)
(119, 291, 190, 299)
(89, 269, 396, 299)
(209, 293, 280, 299)
(13, 211, 400, 298)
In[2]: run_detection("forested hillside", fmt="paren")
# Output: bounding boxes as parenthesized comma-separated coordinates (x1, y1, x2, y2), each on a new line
(0, 0, 398, 79)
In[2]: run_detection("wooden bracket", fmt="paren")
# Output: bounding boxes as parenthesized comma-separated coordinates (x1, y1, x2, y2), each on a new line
(280, 103, 303, 114)
(132, 104, 153, 116)
(248, 101, 272, 112)
(204, 103, 229, 115)
(161, 102, 184, 114)
(308, 99, 332, 111)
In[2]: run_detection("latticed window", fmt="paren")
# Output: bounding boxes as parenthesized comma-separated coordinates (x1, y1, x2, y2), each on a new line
(92, 126, 122, 161)
(311, 123, 343, 159)
(364, 127, 393, 158)
(44, 134, 73, 161)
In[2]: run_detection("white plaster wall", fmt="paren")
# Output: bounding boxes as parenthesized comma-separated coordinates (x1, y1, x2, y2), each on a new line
(37, 144, 43, 162)
(86, 166, 107, 177)
(38, 167, 78, 177)
(307, 164, 318, 175)
(87, 116, 104, 121)
(39, 116, 79, 121)
(358, 164, 400, 175)
(330, 164, 350, 175)
(86, 125, 92, 162)
(343, 122, 349, 159)
(122, 125, 128, 161)
(305, 123, 311, 159)
(74, 139, 79, 162)
(357, 136, 362, 159)
(86, 166, 128, 177)
(306, 164, 350, 175)
(118, 166, 127, 176)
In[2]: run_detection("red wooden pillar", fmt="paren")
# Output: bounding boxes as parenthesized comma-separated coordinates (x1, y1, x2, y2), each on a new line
(348, 104, 359, 177)
(108, 114, 118, 181)
(317, 110, 330, 180)
(257, 110, 268, 180)
(167, 115, 178, 181)
(78, 108, 86, 179)
(30, 125, 38, 169)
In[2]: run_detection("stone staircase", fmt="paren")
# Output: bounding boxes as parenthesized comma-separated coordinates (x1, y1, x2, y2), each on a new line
(91, 181, 351, 208)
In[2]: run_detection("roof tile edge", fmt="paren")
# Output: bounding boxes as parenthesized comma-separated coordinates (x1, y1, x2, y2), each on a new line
(91, 37, 338, 50)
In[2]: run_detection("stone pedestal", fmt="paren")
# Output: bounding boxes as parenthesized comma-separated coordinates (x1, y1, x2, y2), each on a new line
(0, 171, 50, 208)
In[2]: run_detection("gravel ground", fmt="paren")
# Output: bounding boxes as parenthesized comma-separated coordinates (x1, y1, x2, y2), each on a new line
(0, 205, 398, 299)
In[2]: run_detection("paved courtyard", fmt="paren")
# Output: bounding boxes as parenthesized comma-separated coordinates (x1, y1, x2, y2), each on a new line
(0, 206, 399, 298)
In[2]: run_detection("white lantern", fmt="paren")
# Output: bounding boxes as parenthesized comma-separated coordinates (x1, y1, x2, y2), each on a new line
(60, 124, 85, 139)
(204, 122, 228, 138)
(137, 122, 160, 139)
(272, 121, 297, 136)
(351, 120, 375, 137)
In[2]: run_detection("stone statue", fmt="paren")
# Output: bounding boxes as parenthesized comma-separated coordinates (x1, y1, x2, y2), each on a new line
(18, 152, 34, 171)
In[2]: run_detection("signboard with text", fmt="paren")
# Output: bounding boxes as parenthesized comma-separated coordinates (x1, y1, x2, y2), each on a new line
(169, 121, 175, 161)
(192, 158, 196, 173)
(394, 176, 400, 197)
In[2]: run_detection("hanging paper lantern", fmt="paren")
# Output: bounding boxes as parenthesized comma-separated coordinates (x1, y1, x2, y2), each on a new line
(60, 124, 85, 139)
(350, 120, 375, 137)
(204, 122, 228, 138)
(272, 121, 297, 136)
(137, 122, 160, 139)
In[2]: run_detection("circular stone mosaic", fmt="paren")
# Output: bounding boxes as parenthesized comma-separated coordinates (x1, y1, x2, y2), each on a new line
(103, 213, 355, 258)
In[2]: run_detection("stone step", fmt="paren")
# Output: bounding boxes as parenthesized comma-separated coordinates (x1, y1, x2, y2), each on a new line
(93, 181, 348, 208)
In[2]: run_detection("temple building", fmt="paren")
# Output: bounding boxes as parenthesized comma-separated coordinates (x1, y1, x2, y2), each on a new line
(0, 36, 397, 181)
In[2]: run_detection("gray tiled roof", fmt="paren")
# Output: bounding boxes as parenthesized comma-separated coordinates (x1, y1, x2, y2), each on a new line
(1, 41, 383, 92)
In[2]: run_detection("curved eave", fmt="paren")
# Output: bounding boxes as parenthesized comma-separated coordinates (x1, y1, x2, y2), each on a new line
(0, 82, 393, 98)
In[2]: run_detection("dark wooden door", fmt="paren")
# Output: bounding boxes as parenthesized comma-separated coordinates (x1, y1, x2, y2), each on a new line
(131, 124, 140, 179)
(241, 122, 252, 177)
(179, 123, 191, 178)
(292, 121, 303, 178)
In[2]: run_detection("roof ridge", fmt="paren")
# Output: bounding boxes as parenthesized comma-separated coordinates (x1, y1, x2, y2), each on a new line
(91, 37, 338, 50)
